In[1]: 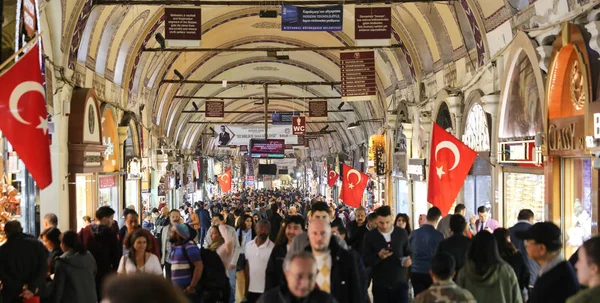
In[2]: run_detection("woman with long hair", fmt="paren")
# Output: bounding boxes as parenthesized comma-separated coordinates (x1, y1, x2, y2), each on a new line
(265, 215, 305, 290)
(50, 231, 97, 303)
(457, 231, 522, 303)
(40, 227, 62, 276)
(118, 229, 162, 275)
(395, 213, 412, 235)
(208, 225, 234, 270)
(236, 214, 256, 301)
(493, 228, 530, 297)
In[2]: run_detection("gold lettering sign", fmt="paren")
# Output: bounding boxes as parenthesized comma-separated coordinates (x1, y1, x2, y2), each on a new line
(548, 116, 586, 156)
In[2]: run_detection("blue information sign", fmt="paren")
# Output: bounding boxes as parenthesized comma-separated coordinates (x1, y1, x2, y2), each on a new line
(272, 113, 298, 125)
(282, 5, 343, 31)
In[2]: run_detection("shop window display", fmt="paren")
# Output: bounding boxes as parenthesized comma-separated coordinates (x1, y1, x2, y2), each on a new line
(463, 175, 492, 217)
(563, 158, 592, 258)
(395, 179, 409, 214)
(504, 172, 544, 228)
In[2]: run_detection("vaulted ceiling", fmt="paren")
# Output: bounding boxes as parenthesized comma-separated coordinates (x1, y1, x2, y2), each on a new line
(61, 0, 516, 155)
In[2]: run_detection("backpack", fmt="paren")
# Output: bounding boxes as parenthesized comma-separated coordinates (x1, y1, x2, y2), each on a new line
(181, 243, 230, 302)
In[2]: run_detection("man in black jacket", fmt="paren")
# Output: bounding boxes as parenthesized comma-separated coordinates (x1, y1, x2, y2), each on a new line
(269, 203, 284, 242)
(306, 219, 364, 303)
(509, 209, 539, 288)
(258, 251, 337, 303)
(347, 206, 368, 252)
(436, 214, 471, 275)
(363, 206, 412, 303)
(0, 221, 47, 303)
(265, 215, 305, 291)
(197, 202, 211, 245)
(517, 221, 579, 303)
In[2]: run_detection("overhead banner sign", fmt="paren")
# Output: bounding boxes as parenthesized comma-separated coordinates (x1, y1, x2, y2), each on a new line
(165, 7, 202, 47)
(215, 124, 298, 147)
(282, 5, 343, 31)
(355, 6, 391, 46)
(341, 51, 377, 101)
(272, 113, 298, 125)
(308, 101, 328, 121)
(205, 101, 224, 121)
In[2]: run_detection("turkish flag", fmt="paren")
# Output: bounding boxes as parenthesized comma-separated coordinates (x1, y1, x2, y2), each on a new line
(340, 164, 368, 208)
(327, 169, 338, 187)
(218, 167, 232, 193)
(427, 123, 477, 215)
(0, 45, 52, 189)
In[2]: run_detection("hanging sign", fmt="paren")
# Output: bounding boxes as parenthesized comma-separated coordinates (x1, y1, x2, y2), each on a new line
(215, 124, 298, 146)
(272, 113, 298, 125)
(99, 175, 117, 189)
(281, 5, 343, 31)
(205, 101, 224, 120)
(355, 7, 391, 46)
(165, 7, 202, 47)
(341, 51, 376, 101)
(127, 157, 142, 180)
(292, 116, 306, 135)
(308, 101, 328, 121)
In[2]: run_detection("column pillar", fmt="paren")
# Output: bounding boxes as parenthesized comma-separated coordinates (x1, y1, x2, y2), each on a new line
(482, 94, 501, 222)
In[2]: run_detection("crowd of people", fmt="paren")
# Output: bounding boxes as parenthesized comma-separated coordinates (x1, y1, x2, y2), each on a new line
(0, 188, 599, 303)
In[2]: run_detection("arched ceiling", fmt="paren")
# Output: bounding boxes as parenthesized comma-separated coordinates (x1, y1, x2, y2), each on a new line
(63, 0, 516, 156)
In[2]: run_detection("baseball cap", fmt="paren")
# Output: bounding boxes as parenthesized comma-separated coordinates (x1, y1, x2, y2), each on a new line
(515, 222, 562, 251)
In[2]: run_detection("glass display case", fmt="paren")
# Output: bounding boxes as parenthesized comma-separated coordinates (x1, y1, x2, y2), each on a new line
(504, 172, 545, 228)
(562, 158, 592, 259)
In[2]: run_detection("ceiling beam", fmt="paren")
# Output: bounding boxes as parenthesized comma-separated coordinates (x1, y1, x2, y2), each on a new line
(145, 44, 402, 52)
(182, 109, 354, 113)
(174, 96, 342, 100)
(161, 80, 340, 85)
(188, 120, 344, 124)
(96, 0, 452, 6)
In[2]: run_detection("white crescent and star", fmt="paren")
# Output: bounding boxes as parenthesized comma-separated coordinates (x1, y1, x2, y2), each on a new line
(220, 172, 230, 184)
(346, 169, 361, 189)
(9, 81, 48, 134)
(434, 141, 461, 179)
(328, 170, 336, 179)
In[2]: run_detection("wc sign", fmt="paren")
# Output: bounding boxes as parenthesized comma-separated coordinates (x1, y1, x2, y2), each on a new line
(292, 116, 306, 135)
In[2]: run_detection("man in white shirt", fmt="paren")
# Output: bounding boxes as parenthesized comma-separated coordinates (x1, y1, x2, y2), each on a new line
(204, 213, 240, 303)
(244, 220, 274, 303)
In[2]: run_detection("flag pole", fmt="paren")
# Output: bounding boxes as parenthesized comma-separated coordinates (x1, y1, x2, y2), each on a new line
(0, 33, 43, 72)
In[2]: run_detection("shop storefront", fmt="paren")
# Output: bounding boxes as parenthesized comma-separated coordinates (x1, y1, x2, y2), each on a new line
(462, 98, 493, 217)
(498, 32, 546, 229)
(393, 121, 409, 215)
(68, 88, 106, 231)
(544, 23, 594, 258)
(120, 113, 141, 213)
(98, 105, 120, 220)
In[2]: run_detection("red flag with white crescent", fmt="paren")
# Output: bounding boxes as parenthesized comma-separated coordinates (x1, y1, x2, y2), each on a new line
(218, 167, 232, 193)
(340, 164, 368, 208)
(327, 168, 338, 187)
(427, 123, 477, 215)
(0, 44, 52, 189)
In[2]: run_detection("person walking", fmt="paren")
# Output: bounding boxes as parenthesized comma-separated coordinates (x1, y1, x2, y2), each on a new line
(437, 204, 467, 238)
(244, 220, 275, 303)
(457, 231, 522, 303)
(567, 236, 600, 303)
(197, 202, 212, 246)
(363, 205, 412, 303)
(206, 213, 241, 303)
(471, 206, 499, 235)
(288, 202, 347, 255)
(409, 207, 444, 295)
(118, 229, 162, 276)
(78, 206, 121, 301)
(509, 209, 539, 288)
(346, 206, 368, 252)
(40, 227, 63, 276)
(413, 252, 476, 303)
(265, 215, 305, 291)
(49, 231, 97, 303)
(121, 210, 160, 258)
(436, 214, 472, 275)
(268, 203, 284, 242)
(258, 251, 338, 303)
(102, 274, 189, 303)
(0, 221, 48, 303)
(516, 222, 579, 303)
(494, 228, 530, 300)
(169, 224, 204, 303)
(236, 214, 256, 301)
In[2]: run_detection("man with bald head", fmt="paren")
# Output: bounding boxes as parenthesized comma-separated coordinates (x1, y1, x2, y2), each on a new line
(306, 219, 364, 303)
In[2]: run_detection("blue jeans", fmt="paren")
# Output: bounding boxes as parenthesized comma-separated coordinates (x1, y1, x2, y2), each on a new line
(199, 227, 209, 247)
(228, 266, 236, 303)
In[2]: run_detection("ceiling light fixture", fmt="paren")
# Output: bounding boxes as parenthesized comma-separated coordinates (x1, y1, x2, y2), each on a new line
(347, 121, 360, 130)
(155, 33, 166, 50)
(174, 69, 184, 81)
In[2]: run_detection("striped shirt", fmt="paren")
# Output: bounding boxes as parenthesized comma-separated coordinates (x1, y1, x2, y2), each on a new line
(170, 242, 202, 288)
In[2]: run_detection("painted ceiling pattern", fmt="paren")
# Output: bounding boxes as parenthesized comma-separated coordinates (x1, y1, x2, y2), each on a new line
(59, 0, 517, 152)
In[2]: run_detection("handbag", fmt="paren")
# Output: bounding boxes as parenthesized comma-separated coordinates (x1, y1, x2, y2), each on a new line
(236, 253, 246, 272)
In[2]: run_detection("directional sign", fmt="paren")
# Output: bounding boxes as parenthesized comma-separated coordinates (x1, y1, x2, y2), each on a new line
(292, 116, 306, 135)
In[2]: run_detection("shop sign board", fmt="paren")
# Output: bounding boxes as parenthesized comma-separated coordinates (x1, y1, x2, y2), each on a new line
(548, 115, 586, 156)
(282, 5, 343, 31)
(308, 101, 328, 120)
(205, 101, 224, 120)
(354, 7, 391, 45)
(272, 113, 298, 125)
(408, 158, 426, 181)
(99, 175, 116, 189)
(165, 7, 202, 47)
(341, 51, 377, 101)
(127, 157, 142, 180)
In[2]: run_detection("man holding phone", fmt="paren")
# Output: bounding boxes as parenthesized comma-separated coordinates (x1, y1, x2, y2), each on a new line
(363, 206, 412, 303)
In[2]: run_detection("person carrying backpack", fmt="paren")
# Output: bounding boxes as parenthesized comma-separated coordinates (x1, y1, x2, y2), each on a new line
(169, 224, 204, 303)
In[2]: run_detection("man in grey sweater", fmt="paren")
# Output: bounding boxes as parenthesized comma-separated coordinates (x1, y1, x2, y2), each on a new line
(288, 202, 347, 256)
